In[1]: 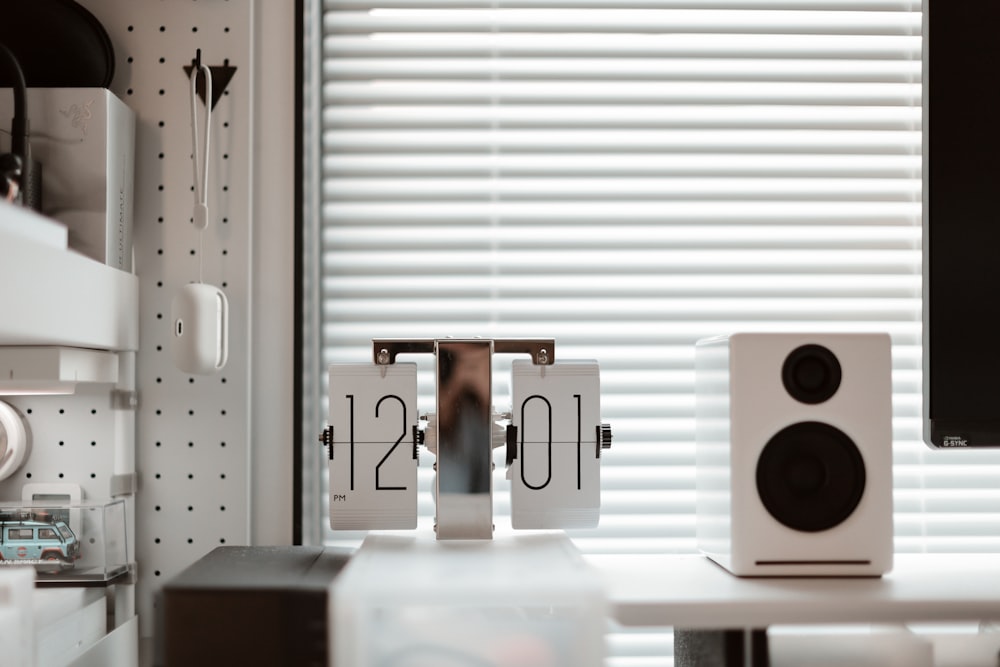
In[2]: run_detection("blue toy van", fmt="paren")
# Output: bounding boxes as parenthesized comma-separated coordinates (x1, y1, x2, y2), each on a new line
(0, 512, 80, 569)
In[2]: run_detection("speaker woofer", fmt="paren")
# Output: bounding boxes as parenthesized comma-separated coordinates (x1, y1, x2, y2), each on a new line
(782, 344, 842, 404)
(756, 421, 866, 533)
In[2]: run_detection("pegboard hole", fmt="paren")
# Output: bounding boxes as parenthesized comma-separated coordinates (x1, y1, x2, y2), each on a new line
(154, 538, 161, 544)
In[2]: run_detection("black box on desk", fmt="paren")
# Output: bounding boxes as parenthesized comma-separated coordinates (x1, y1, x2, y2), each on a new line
(157, 546, 353, 667)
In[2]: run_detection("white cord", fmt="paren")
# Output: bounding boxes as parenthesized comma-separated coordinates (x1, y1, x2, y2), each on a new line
(190, 63, 212, 283)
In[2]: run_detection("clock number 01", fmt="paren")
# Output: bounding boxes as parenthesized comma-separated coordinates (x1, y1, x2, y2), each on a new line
(519, 393, 583, 491)
(344, 394, 409, 492)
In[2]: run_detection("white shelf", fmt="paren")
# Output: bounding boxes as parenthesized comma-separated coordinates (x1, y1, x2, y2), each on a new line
(0, 347, 119, 394)
(587, 553, 1000, 628)
(0, 204, 137, 351)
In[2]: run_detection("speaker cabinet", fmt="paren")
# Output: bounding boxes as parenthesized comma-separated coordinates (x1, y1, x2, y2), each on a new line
(695, 333, 893, 577)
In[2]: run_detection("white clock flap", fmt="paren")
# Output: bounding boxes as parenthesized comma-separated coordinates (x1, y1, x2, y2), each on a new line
(510, 359, 602, 529)
(327, 363, 419, 530)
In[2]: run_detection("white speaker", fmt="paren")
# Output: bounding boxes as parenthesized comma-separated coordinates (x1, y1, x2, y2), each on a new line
(695, 332, 893, 577)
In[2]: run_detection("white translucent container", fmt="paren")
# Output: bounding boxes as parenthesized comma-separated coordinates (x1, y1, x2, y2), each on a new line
(332, 533, 607, 667)
(0, 566, 34, 667)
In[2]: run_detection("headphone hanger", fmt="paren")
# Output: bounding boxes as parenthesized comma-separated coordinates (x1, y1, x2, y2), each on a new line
(182, 49, 237, 111)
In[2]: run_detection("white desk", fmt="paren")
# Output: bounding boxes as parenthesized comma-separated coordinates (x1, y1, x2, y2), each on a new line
(587, 553, 1000, 628)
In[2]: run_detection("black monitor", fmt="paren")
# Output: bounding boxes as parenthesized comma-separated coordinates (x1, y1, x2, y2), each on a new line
(924, 2, 1000, 448)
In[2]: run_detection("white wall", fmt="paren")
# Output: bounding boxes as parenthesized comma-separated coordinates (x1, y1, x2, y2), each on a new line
(250, 0, 297, 547)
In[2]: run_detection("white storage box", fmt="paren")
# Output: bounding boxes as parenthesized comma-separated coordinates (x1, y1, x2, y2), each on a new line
(332, 533, 607, 667)
(0, 566, 34, 667)
(0, 88, 135, 270)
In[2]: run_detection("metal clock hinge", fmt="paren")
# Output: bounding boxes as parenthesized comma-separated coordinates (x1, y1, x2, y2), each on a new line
(319, 425, 334, 460)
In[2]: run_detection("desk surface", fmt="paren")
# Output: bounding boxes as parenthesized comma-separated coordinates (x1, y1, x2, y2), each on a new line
(586, 553, 1000, 628)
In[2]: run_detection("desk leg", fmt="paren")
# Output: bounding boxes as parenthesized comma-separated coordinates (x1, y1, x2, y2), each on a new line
(674, 628, 769, 667)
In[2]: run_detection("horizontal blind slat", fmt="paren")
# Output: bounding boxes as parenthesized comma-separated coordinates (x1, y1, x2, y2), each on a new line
(323, 57, 921, 81)
(322, 153, 921, 176)
(326, 1, 919, 9)
(324, 106, 921, 130)
(323, 9, 921, 35)
(322, 81, 921, 105)
(324, 34, 921, 59)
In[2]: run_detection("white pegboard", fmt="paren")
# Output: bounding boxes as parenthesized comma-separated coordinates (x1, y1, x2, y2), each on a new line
(77, 0, 255, 639)
(0, 0, 262, 645)
(0, 388, 124, 499)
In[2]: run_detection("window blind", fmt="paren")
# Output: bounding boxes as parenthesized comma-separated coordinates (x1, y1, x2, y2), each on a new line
(301, 0, 1000, 661)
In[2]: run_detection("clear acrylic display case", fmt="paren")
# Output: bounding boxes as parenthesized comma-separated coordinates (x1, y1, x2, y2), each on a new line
(0, 499, 128, 585)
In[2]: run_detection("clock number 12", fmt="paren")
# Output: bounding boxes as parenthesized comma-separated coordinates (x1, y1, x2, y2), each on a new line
(328, 363, 418, 530)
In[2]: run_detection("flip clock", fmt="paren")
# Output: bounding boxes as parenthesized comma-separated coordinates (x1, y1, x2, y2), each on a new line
(321, 338, 612, 539)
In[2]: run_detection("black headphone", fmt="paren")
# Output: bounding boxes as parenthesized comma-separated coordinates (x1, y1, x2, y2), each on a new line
(0, 41, 30, 206)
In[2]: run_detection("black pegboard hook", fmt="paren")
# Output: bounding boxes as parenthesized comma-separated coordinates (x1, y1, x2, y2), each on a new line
(183, 49, 237, 110)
